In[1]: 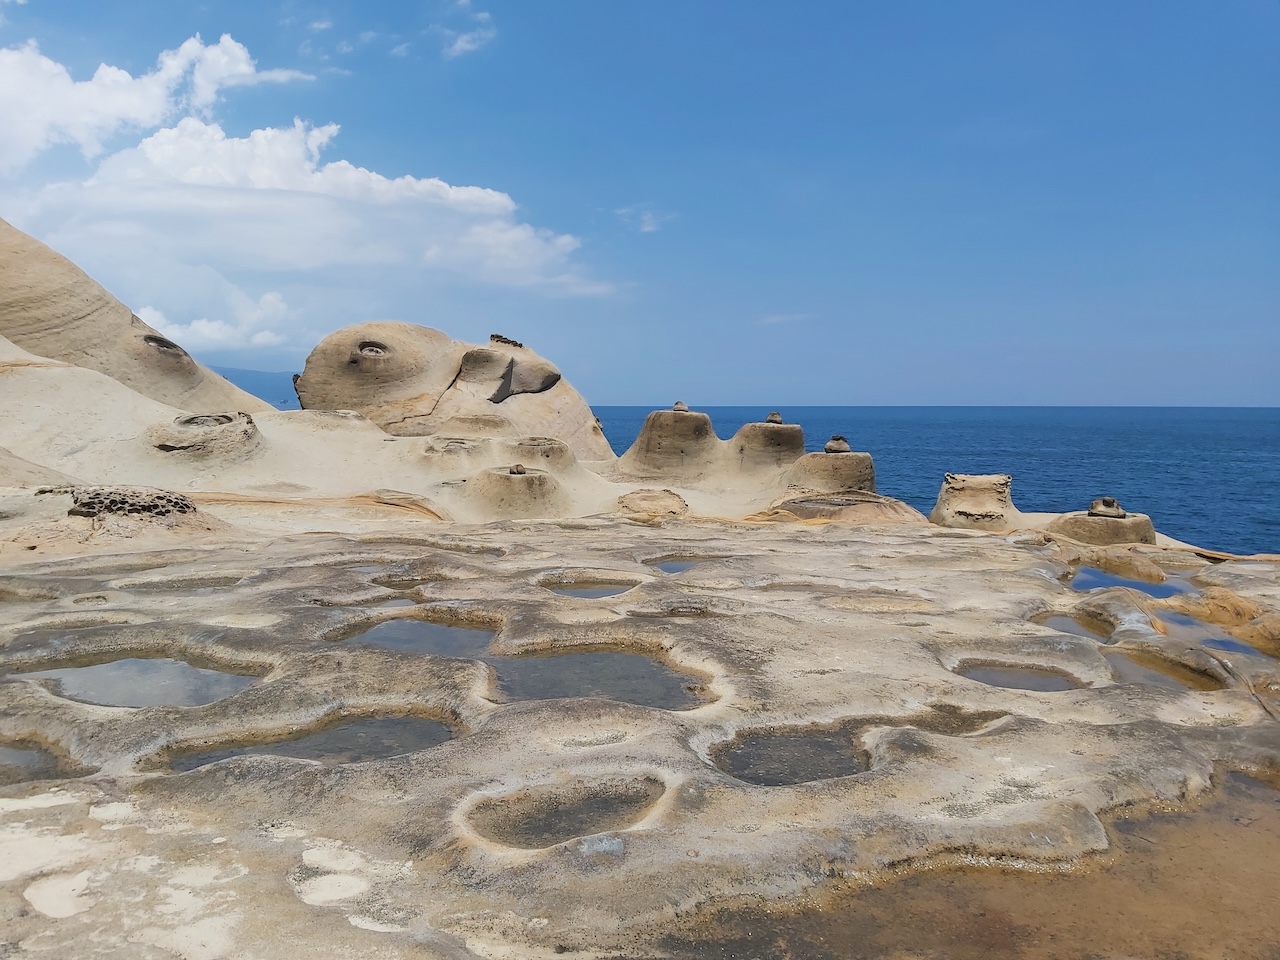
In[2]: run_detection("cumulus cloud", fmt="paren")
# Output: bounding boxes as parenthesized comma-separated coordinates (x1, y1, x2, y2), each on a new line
(434, 7, 496, 59)
(0, 34, 310, 173)
(1, 32, 607, 364)
(137, 292, 289, 350)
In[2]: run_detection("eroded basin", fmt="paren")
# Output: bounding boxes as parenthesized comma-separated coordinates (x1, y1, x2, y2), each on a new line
(169, 715, 454, 771)
(467, 776, 665, 849)
(493, 650, 708, 710)
(16, 657, 257, 708)
(1071, 566, 1196, 598)
(956, 664, 1082, 692)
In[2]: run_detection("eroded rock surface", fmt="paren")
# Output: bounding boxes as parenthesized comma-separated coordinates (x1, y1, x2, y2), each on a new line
(294, 322, 614, 461)
(0, 218, 270, 413)
(1, 522, 1276, 958)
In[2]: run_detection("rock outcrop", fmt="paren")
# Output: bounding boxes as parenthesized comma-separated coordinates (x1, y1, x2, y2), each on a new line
(929, 473, 1025, 531)
(0, 217, 270, 413)
(293, 322, 614, 461)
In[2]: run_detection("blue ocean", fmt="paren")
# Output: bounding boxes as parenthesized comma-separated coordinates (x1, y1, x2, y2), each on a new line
(212, 371, 1278, 556)
(597, 407, 1280, 557)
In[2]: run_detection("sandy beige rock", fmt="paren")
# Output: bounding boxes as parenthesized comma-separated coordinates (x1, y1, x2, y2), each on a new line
(0, 217, 271, 413)
(294, 323, 614, 461)
(929, 473, 1026, 531)
(769, 491, 927, 524)
(1048, 511, 1157, 546)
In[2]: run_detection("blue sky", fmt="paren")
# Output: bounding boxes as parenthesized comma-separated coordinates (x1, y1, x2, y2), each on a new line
(1, 1, 1276, 404)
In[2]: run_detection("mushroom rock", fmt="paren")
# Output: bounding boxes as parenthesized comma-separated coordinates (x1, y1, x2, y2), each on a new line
(616, 408, 720, 477)
(1047, 505, 1157, 546)
(784, 450, 876, 493)
(728, 420, 806, 469)
(929, 473, 1025, 531)
(143, 413, 263, 463)
(294, 322, 613, 461)
(460, 465, 572, 520)
(0, 217, 271, 413)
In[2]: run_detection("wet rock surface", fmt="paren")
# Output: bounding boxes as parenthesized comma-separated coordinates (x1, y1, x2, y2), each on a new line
(0, 522, 1276, 957)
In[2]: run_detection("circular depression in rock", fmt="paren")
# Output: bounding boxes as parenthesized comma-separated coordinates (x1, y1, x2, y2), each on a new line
(0, 741, 86, 785)
(348, 618, 496, 659)
(1036, 613, 1112, 642)
(647, 558, 715, 574)
(1155, 610, 1274, 660)
(1070, 566, 1196, 599)
(169, 715, 454, 771)
(493, 649, 710, 710)
(956, 663, 1083, 692)
(547, 583, 637, 599)
(15, 657, 258, 708)
(1104, 651, 1225, 692)
(467, 776, 665, 849)
(713, 727, 867, 786)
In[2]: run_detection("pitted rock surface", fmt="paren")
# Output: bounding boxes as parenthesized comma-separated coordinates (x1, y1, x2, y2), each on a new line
(38, 485, 198, 519)
(0, 522, 1276, 958)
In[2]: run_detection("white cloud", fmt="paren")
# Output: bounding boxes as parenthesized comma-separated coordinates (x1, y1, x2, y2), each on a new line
(615, 205, 675, 234)
(433, 7, 496, 59)
(389, 42, 410, 57)
(309, 20, 333, 31)
(0, 34, 310, 173)
(137, 292, 289, 350)
(1, 33, 607, 365)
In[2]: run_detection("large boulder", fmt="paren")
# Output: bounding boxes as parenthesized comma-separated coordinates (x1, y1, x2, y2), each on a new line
(294, 322, 614, 461)
(0, 217, 270, 413)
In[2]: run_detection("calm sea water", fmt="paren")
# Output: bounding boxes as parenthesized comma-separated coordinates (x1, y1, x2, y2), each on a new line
(596, 407, 1280, 556)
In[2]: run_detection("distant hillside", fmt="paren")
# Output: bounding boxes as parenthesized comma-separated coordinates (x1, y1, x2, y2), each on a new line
(211, 366, 300, 410)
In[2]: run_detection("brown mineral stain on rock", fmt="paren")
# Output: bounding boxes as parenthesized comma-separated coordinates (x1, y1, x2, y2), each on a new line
(659, 771, 1280, 960)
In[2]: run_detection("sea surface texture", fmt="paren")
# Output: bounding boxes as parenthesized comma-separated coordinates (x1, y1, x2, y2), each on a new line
(597, 406, 1279, 556)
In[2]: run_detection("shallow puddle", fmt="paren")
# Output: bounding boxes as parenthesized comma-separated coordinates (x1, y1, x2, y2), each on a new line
(1104, 651, 1225, 692)
(957, 664, 1081, 692)
(649, 559, 709, 574)
(1036, 614, 1110, 642)
(18, 657, 257, 708)
(714, 728, 866, 786)
(713, 707, 1005, 786)
(1070, 566, 1195, 598)
(550, 585, 634, 598)
(493, 650, 706, 710)
(169, 715, 453, 771)
(0, 743, 73, 785)
(1155, 610, 1272, 659)
(659, 771, 1280, 959)
(468, 777, 665, 849)
(350, 618, 495, 658)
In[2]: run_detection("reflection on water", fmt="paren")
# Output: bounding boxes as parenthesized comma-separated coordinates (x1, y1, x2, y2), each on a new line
(1155, 610, 1272, 659)
(351, 619, 495, 658)
(20, 658, 256, 707)
(0, 743, 68, 785)
(468, 778, 665, 849)
(1105, 651, 1225, 692)
(1038, 614, 1110, 642)
(958, 664, 1081, 692)
(715, 728, 866, 786)
(550, 585, 634, 598)
(170, 715, 453, 771)
(1070, 566, 1195, 598)
(348, 619, 709, 710)
(659, 772, 1280, 959)
(649, 559, 708, 574)
(494, 651, 705, 710)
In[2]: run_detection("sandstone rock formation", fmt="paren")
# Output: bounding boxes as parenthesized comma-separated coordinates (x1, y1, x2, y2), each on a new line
(929, 473, 1026, 531)
(0, 218, 270, 413)
(1048, 508, 1158, 545)
(293, 322, 614, 461)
